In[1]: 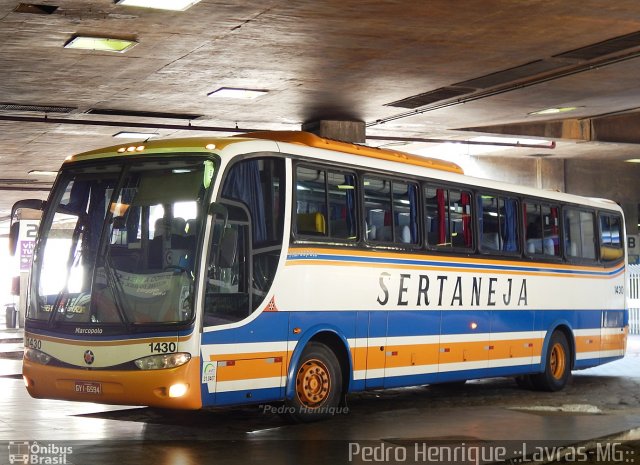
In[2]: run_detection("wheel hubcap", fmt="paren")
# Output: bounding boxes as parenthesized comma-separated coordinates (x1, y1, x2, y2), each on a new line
(296, 358, 331, 408)
(550, 342, 566, 380)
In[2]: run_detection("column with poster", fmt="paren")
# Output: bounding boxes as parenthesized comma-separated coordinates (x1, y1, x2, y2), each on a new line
(16, 219, 39, 328)
(19, 220, 38, 272)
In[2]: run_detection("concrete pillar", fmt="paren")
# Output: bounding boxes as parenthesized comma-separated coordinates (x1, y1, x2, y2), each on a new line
(302, 120, 366, 143)
(539, 158, 565, 192)
(565, 159, 640, 236)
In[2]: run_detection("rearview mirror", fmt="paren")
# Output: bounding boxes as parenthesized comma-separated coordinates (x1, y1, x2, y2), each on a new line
(8, 222, 19, 256)
(9, 199, 45, 256)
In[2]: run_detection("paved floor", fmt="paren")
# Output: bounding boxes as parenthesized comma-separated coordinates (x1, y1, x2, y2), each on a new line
(1, 316, 640, 464)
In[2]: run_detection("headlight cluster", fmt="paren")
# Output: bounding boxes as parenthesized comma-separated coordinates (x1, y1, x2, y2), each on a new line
(24, 348, 52, 365)
(134, 353, 191, 370)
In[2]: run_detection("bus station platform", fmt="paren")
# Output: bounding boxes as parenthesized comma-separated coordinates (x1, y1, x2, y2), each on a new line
(1, 319, 640, 464)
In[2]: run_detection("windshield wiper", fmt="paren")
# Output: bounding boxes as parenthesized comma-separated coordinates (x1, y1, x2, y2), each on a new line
(100, 250, 131, 329)
(48, 212, 87, 325)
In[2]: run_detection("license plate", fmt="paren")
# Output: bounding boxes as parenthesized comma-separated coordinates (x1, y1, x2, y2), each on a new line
(74, 381, 102, 395)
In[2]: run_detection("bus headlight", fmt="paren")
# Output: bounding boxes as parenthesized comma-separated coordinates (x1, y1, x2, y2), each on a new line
(134, 353, 191, 370)
(24, 348, 52, 365)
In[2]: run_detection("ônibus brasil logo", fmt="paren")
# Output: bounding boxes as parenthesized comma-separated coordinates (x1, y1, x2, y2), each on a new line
(8, 441, 73, 464)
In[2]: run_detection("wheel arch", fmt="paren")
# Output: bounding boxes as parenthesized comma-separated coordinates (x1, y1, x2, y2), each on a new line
(540, 321, 576, 372)
(285, 326, 352, 401)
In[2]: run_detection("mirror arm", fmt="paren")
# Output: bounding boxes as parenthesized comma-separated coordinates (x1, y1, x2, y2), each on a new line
(10, 199, 46, 222)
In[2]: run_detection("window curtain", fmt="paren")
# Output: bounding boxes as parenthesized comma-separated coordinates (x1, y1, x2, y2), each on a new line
(121, 186, 138, 245)
(477, 195, 484, 246)
(503, 198, 518, 252)
(437, 189, 446, 244)
(68, 181, 107, 258)
(408, 185, 418, 242)
(551, 207, 559, 254)
(344, 174, 356, 237)
(461, 192, 471, 247)
(222, 160, 267, 243)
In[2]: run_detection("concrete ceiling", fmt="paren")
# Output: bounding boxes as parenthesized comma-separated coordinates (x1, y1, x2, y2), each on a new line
(3, 0, 640, 232)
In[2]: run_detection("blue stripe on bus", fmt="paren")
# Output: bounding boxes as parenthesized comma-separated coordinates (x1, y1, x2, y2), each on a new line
(198, 309, 622, 347)
(28, 309, 617, 346)
(574, 355, 624, 370)
(201, 312, 291, 345)
(287, 253, 624, 277)
(376, 363, 538, 389)
(386, 310, 441, 336)
(574, 358, 599, 370)
(204, 387, 283, 407)
(490, 310, 536, 333)
(534, 309, 604, 332)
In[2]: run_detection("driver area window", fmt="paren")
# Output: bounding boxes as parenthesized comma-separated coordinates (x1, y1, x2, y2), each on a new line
(203, 157, 285, 326)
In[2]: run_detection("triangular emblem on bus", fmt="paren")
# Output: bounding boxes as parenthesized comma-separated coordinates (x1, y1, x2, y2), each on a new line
(264, 296, 279, 312)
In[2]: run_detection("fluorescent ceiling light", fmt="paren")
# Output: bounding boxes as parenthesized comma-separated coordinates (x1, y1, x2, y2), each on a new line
(64, 36, 137, 53)
(471, 136, 553, 146)
(528, 106, 579, 116)
(115, 0, 201, 11)
(28, 170, 57, 176)
(207, 87, 268, 100)
(625, 159, 640, 163)
(113, 131, 159, 139)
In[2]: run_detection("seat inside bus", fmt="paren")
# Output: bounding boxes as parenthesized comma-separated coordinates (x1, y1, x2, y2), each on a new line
(297, 212, 326, 235)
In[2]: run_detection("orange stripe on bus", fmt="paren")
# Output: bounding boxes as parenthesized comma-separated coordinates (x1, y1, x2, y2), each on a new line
(208, 350, 289, 361)
(285, 259, 617, 279)
(215, 358, 283, 382)
(350, 337, 544, 372)
(287, 247, 619, 274)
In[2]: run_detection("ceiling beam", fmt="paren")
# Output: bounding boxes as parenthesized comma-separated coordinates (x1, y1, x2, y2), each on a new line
(460, 112, 640, 145)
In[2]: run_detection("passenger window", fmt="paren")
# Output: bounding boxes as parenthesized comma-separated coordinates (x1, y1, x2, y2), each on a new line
(364, 177, 418, 244)
(328, 171, 357, 239)
(295, 165, 357, 239)
(524, 202, 559, 257)
(564, 208, 596, 260)
(599, 213, 623, 262)
(425, 186, 473, 249)
(478, 194, 519, 253)
(296, 167, 327, 236)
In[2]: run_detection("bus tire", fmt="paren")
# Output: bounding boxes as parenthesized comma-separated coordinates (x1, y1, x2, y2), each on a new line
(531, 331, 571, 392)
(286, 341, 343, 423)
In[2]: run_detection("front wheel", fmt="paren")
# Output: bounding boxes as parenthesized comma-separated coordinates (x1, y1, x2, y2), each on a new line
(531, 330, 572, 391)
(286, 342, 343, 422)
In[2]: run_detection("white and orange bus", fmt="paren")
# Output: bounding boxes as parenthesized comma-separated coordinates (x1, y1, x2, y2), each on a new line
(12, 131, 627, 421)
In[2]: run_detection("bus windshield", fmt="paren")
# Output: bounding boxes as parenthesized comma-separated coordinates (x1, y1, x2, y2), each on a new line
(29, 157, 215, 329)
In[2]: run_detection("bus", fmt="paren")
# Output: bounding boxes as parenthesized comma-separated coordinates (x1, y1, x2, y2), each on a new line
(12, 131, 627, 421)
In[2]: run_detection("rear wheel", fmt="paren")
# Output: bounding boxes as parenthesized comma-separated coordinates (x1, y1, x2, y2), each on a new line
(531, 331, 571, 391)
(286, 342, 343, 422)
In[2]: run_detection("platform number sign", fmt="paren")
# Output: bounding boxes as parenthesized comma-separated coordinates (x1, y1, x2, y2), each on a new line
(18, 220, 39, 271)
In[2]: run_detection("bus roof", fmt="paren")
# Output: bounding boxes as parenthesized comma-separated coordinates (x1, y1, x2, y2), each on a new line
(63, 131, 620, 213)
(239, 131, 463, 174)
(67, 131, 463, 175)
